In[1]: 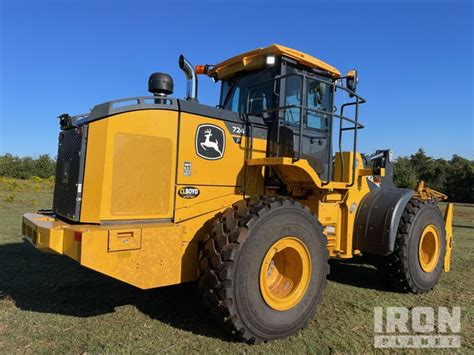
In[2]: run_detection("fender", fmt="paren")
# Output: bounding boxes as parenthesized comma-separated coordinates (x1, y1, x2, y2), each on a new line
(354, 188, 413, 256)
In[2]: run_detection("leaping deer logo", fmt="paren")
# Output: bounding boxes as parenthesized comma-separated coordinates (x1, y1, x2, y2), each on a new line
(196, 124, 226, 160)
(200, 128, 222, 155)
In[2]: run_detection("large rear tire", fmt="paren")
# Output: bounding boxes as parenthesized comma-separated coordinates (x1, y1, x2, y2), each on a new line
(198, 196, 329, 344)
(382, 199, 446, 293)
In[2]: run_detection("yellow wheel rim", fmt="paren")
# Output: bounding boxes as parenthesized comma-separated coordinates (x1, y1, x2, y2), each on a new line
(259, 237, 311, 311)
(418, 224, 440, 273)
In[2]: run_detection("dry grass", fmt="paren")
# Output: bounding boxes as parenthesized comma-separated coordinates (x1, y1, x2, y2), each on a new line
(0, 178, 472, 353)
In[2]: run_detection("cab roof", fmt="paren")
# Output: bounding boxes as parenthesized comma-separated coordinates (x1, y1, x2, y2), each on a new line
(208, 44, 341, 80)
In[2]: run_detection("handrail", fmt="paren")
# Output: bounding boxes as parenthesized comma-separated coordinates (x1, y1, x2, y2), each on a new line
(247, 104, 364, 129)
(244, 72, 365, 186)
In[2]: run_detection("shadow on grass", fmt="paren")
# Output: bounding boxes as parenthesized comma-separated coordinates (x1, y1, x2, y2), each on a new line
(0, 242, 231, 342)
(0, 241, 395, 340)
(327, 256, 396, 292)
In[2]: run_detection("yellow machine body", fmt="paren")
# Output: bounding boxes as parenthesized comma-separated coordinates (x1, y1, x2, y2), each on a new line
(22, 45, 453, 290)
(208, 43, 341, 80)
(22, 108, 268, 289)
(22, 132, 409, 290)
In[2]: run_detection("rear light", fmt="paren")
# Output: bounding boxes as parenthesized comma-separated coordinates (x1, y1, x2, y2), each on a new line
(74, 231, 82, 242)
(195, 65, 208, 75)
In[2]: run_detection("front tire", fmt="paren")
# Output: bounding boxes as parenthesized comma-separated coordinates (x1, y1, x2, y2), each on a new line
(382, 199, 446, 293)
(198, 196, 329, 344)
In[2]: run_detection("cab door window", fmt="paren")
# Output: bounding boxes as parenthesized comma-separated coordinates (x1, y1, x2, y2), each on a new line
(306, 77, 331, 132)
(284, 74, 302, 126)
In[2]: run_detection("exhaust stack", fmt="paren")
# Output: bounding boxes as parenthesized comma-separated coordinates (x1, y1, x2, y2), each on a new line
(179, 55, 198, 102)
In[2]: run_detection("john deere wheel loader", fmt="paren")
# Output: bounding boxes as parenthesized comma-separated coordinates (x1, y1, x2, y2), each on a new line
(22, 44, 453, 344)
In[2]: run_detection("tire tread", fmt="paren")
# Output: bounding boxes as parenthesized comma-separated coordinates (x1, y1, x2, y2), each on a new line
(198, 195, 329, 344)
(383, 199, 443, 293)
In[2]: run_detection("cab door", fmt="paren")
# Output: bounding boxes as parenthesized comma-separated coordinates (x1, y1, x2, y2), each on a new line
(301, 76, 332, 180)
(280, 73, 332, 180)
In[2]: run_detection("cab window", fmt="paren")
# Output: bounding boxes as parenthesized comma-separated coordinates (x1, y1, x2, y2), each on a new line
(306, 77, 332, 132)
(283, 73, 332, 132)
(220, 69, 275, 118)
(284, 74, 302, 126)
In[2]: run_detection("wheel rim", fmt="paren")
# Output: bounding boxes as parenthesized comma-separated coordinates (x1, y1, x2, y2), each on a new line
(259, 237, 311, 311)
(418, 224, 441, 273)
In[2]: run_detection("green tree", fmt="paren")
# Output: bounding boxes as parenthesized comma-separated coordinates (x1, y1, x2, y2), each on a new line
(410, 149, 437, 183)
(393, 149, 474, 202)
(0, 153, 16, 177)
(393, 156, 417, 188)
(33, 154, 56, 178)
(445, 155, 474, 202)
(0, 154, 56, 179)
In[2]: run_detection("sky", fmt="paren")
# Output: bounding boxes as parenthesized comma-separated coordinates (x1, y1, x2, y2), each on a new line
(0, 0, 472, 159)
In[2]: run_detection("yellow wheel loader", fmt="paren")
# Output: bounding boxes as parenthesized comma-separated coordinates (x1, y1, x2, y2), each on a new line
(22, 44, 454, 344)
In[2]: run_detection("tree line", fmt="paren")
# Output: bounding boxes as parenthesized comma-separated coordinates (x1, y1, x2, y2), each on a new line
(393, 149, 473, 202)
(0, 149, 473, 202)
(0, 154, 56, 179)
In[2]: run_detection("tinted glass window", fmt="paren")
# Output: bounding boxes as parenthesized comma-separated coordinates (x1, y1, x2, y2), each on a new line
(230, 86, 240, 112)
(220, 69, 275, 118)
(306, 77, 331, 132)
(284, 75, 302, 126)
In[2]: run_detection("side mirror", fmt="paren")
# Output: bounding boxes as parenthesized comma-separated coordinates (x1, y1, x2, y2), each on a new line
(346, 69, 358, 94)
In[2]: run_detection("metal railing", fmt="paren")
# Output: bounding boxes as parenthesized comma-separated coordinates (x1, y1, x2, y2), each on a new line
(244, 72, 365, 186)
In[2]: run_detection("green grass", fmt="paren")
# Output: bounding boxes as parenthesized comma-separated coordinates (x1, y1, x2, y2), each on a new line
(0, 178, 472, 353)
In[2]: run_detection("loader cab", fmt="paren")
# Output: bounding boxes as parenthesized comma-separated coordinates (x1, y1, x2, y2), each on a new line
(218, 55, 336, 180)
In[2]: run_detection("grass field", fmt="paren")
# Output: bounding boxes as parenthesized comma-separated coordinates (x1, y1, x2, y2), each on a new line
(0, 178, 472, 353)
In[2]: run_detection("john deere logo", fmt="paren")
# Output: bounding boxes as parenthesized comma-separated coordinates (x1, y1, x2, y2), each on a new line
(178, 186, 200, 199)
(195, 124, 225, 160)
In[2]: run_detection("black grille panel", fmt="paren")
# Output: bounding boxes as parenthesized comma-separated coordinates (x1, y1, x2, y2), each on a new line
(53, 126, 87, 221)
